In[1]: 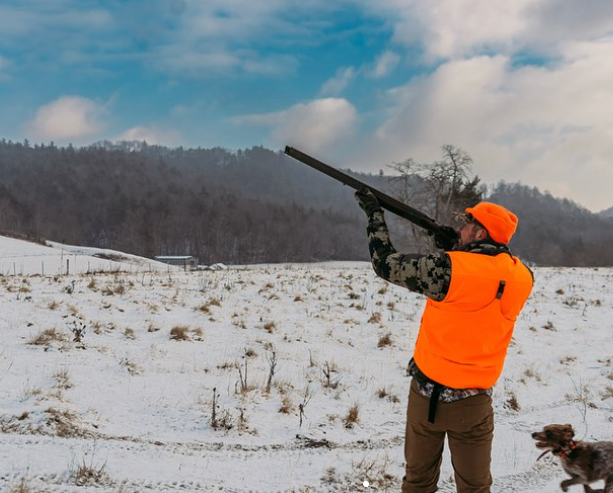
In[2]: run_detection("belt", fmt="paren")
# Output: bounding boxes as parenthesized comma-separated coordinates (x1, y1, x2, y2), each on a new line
(428, 383, 443, 424)
(411, 364, 444, 424)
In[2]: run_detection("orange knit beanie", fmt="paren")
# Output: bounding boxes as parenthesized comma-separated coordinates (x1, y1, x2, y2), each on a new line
(465, 202, 518, 244)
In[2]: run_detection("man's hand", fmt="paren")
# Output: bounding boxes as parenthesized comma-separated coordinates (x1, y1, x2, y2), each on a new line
(355, 188, 382, 216)
(429, 226, 459, 250)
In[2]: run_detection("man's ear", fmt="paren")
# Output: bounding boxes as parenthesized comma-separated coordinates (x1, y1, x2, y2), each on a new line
(476, 228, 488, 241)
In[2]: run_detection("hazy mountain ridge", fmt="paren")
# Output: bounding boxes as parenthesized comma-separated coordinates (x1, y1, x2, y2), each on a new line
(599, 205, 613, 218)
(0, 139, 612, 266)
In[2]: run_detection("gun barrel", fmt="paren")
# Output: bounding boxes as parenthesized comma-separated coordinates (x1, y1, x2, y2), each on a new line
(284, 146, 445, 235)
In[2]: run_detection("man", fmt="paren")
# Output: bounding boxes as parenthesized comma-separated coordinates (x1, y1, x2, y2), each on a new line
(355, 189, 533, 493)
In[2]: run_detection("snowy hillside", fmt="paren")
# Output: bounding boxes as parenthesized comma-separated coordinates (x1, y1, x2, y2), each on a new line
(0, 235, 176, 276)
(0, 235, 612, 492)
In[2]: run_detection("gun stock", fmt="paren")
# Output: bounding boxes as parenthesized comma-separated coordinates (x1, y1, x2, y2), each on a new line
(284, 146, 458, 245)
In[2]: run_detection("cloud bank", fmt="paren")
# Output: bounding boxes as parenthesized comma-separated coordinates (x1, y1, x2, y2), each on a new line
(26, 96, 107, 143)
(235, 98, 358, 153)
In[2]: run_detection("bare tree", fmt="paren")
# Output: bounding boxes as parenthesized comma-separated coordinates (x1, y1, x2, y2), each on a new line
(387, 145, 482, 252)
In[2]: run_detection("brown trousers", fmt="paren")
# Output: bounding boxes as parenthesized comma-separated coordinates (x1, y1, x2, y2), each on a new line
(402, 379, 494, 493)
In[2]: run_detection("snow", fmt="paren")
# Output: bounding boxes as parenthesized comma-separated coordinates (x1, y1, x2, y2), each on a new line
(0, 235, 612, 492)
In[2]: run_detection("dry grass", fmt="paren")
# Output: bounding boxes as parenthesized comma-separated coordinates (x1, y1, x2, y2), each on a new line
(70, 457, 110, 486)
(53, 368, 73, 390)
(2, 407, 93, 438)
(45, 408, 92, 438)
(120, 358, 141, 375)
(343, 403, 360, 429)
(22, 386, 42, 401)
(279, 394, 294, 414)
(377, 333, 392, 348)
(601, 386, 613, 400)
(208, 297, 221, 307)
(28, 328, 67, 346)
(348, 454, 396, 491)
(505, 392, 521, 411)
(542, 320, 556, 331)
(147, 323, 160, 333)
(67, 304, 81, 318)
(9, 477, 42, 493)
(560, 355, 577, 365)
(321, 467, 338, 484)
(169, 325, 192, 341)
(102, 282, 125, 296)
(377, 387, 400, 403)
(523, 367, 542, 382)
(196, 303, 211, 314)
(322, 361, 341, 389)
(123, 327, 136, 340)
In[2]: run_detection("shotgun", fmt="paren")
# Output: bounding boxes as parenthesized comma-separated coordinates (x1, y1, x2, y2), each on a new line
(284, 146, 459, 247)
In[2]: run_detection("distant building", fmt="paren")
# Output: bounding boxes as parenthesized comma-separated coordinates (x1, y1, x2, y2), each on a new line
(154, 255, 199, 270)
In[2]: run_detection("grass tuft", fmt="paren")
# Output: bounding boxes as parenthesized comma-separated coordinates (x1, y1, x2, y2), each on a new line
(343, 403, 360, 429)
(377, 333, 392, 348)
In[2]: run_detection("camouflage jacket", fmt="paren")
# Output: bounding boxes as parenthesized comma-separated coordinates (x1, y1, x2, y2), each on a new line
(365, 209, 516, 402)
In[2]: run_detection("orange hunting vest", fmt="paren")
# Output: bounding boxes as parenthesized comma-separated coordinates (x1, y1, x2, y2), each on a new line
(414, 251, 533, 389)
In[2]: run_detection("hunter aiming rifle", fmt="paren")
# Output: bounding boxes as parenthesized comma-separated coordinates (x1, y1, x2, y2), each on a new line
(284, 146, 459, 249)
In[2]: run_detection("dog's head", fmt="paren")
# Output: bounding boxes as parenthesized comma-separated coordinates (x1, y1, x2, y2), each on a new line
(532, 424, 576, 451)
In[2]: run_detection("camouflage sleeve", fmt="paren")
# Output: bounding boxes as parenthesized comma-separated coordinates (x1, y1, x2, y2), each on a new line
(366, 211, 451, 301)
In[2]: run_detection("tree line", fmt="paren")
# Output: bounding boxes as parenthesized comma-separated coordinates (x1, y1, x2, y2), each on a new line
(0, 139, 611, 266)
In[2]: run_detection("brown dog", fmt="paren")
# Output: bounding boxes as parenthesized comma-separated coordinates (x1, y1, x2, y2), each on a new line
(532, 424, 613, 493)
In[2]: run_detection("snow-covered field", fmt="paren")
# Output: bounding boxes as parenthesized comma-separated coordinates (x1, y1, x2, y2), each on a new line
(0, 235, 612, 492)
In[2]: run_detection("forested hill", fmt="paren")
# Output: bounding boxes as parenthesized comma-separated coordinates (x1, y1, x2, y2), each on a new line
(0, 139, 612, 266)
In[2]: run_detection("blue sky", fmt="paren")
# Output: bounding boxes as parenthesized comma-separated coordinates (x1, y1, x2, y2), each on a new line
(2, 0, 613, 211)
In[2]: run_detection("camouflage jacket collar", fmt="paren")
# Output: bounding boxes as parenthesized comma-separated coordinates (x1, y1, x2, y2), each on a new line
(453, 239, 510, 257)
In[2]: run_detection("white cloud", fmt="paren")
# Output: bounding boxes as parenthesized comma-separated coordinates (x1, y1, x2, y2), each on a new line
(368, 51, 400, 78)
(116, 126, 181, 146)
(360, 0, 613, 61)
(350, 38, 613, 211)
(26, 96, 106, 143)
(319, 67, 355, 96)
(406, 0, 531, 60)
(234, 98, 358, 153)
(150, 0, 324, 76)
(156, 43, 298, 77)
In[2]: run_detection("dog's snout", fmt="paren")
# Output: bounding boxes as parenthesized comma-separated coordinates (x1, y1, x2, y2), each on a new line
(531, 432, 537, 438)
